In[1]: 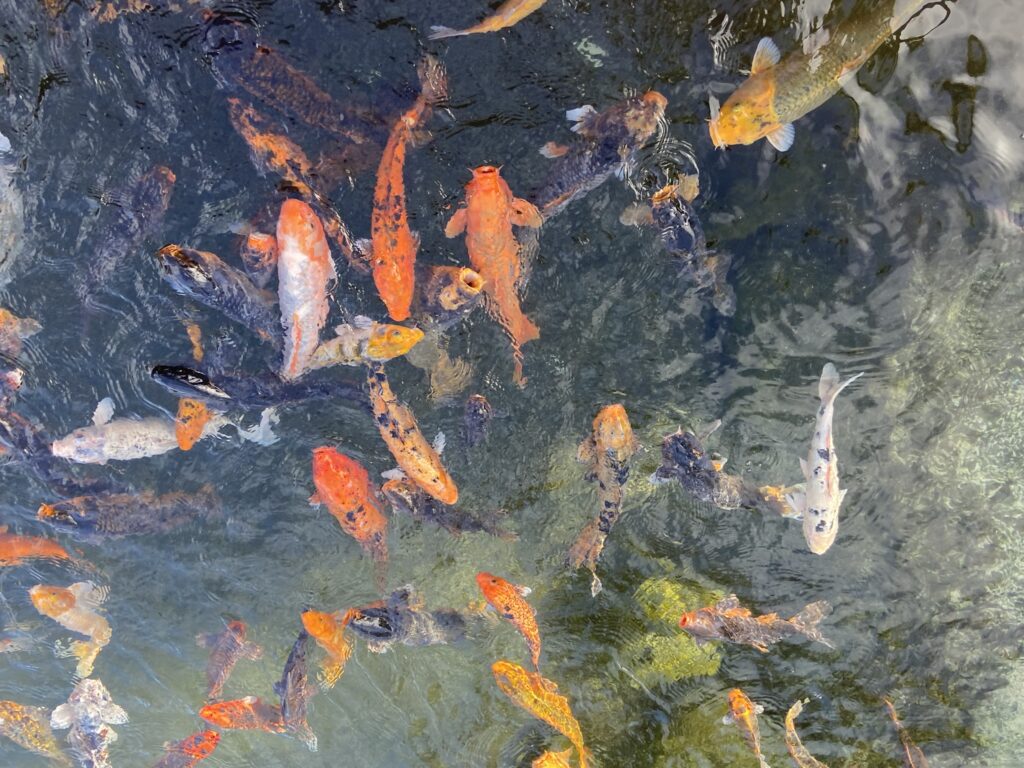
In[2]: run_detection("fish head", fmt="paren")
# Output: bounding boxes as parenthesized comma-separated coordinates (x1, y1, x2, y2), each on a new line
(199, 699, 248, 728)
(276, 199, 329, 267)
(311, 447, 369, 501)
(421, 266, 485, 319)
(366, 324, 424, 362)
(381, 478, 418, 516)
(805, 511, 839, 555)
(155, 245, 217, 299)
(708, 77, 775, 149)
(475, 571, 508, 603)
(300, 610, 340, 642)
(347, 605, 396, 641)
(678, 608, 720, 640)
(464, 394, 493, 423)
(201, 12, 255, 57)
(593, 403, 636, 459)
(150, 365, 231, 402)
(29, 584, 75, 617)
(37, 503, 77, 526)
(150, 166, 177, 196)
(622, 90, 668, 140)
(660, 429, 713, 475)
(727, 688, 755, 720)
(225, 619, 247, 641)
(467, 165, 507, 196)
(51, 427, 107, 464)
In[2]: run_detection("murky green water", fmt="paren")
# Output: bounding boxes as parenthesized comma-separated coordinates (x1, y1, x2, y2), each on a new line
(1, 0, 1022, 765)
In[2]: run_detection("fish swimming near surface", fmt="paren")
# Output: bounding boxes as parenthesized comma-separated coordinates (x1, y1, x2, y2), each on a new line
(492, 660, 589, 768)
(0, 307, 41, 358)
(370, 56, 447, 321)
(310, 446, 389, 590)
(308, 316, 423, 371)
(240, 231, 278, 289)
(531, 92, 668, 221)
(151, 730, 220, 768)
(30, 581, 111, 677)
(0, 700, 72, 765)
(300, 609, 353, 690)
(463, 393, 494, 448)
(155, 244, 279, 346)
(226, 97, 316, 197)
(366, 363, 459, 504)
(176, 399, 212, 451)
(678, 594, 833, 653)
(429, 0, 547, 39)
(0, 526, 74, 566)
(198, 696, 284, 734)
(37, 485, 220, 538)
(785, 363, 864, 555)
(274, 630, 318, 752)
(476, 572, 541, 669)
(883, 697, 930, 768)
(381, 475, 516, 539)
(567, 403, 639, 596)
(346, 585, 466, 653)
(0, 131, 25, 289)
(708, 0, 928, 151)
(50, 678, 128, 768)
(196, 620, 263, 701)
(445, 165, 542, 386)
(724, 688, 770, 768)
(532, 747, 574, 768)
(276, 199, 336, 381)
(785, 699, 830, 768)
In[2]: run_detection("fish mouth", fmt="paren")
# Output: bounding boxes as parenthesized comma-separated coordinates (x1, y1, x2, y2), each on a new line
(458, 268, 484, 294)
(155, 245, 213, 289)
(37, 503, 76, 525)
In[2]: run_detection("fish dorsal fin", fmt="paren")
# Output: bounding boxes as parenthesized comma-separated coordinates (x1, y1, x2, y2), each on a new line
(432, 431, 446, 456)
(92, 397, 115, 426)
(352, 315, 374, 331)
(766, 123, 795, 152)
(69, 581, 109, 609)
(754, 703, 765, 714)
(751, 37, 781, 74)
(715, 594, 741, 611)
(565, 105, 598, 134)
(576, 435, 597, 466)
(516, 584, 532, 597)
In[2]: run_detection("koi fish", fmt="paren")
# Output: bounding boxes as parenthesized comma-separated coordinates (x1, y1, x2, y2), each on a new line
(430, 0, 547, 39)
(491, 660, 589, 768)
(277, 199, 335, 381)
(445, 166, 542, 386)
(346, 585, 466, 653)
(883, 698, 930, 768)
(155, 244, 279, 345)
(308, 316, 423, 371)
(725, 689, 770, 768)
(532, 92, 667, 221)
(0, 700, 71, 766)
(785, 699, 829, 768)
(785, 364, 863, 555)
(568, 403, 639, 596)
(38, 485, 220, 538)
(198, 696, 284, 733)
(381, 475, 516, 539)
(240, 231, 278, 289)
(30, 581, 111, 677)
(311, 447, 389, 589)
(0, 307, 41, 358)
(678, 594, 833, 653)
(176, 399, 212, 451)
(463, 394, 494, 448)
(196, 620, 263, 701)
(50, 678, 128, 768)
(300, 609, 353, 689)
(532, 748, 574, 768)
(366, 364, 459, 504)
(274, 630, 317, 752)
(152, 730, 220, 768)
(370, 56, 447, 321)
(708, 1, 927, 151)
(0, 526, 73, 566)
(226, 97, 315, 197)
(476, 572, 541, 669)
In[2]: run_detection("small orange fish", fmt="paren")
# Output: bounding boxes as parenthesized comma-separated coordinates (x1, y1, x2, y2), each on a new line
(785, 699, 829, 768)
(198, 696, 284, 733)
(476, 572, 540, 669)
(310, 446, 389, 590)
(883, 698, 929, 768)
(725, 689, 770, 768)
(29, 581, 111, 677)
(370, 56, 447, 321)
(532, 748, 574, 768)
(175, 398, 212, 451)
(429, 0, 547, 39)
(492, 660, 589, 768)
(366, 364, 458, 505)
(445, 165, 543, 386)
(153, 729, 221, 768)
(301, 609, 354, 689)
(0, 526, 73, 567)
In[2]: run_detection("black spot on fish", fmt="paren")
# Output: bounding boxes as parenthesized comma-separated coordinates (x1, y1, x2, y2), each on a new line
(819, 406, 826, 416)
(815, 520, 830, 533)
(817, 448, 830, 461)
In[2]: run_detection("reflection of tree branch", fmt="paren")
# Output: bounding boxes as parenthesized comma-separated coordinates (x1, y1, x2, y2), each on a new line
(897, 0, 954, 44)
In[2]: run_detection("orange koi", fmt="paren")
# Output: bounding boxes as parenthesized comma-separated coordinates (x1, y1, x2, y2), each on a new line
(883, 698, 930, 768)
(785, 699, 829, 768)
(476, 572, 540, 669)
(308, 316, 423, 370)
(492, 660, 589, 768)
(301, 609, 354, 690)
(175, 398, 212, 451)
(0, 526, 73, 566)
(533, 748, 574, 768)
(310, 446, 389, 590)
(153, 729, 220, 768)
(725, 689, 769, 768)
(430, 0, 547, 39)
(445, 165, 542, 386)
(276, 199, 335, 380)
(198, 696, 284, 733)
(29, 581, 111, 677)
(366, 363, 458, 505)
(370, 56, 447, 321)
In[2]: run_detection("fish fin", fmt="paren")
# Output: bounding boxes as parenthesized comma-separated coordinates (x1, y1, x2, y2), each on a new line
(715, 594, 741, 611)
(308, 492, 322, 507)
(92, 397, 115, 426)
(576, 436, 597, 465)
(510, 198, 543, 228)
(619, 202, 654, 227)
(799, 457, 810, 479)
(235, 407, 279, 446)
(750, 37, 781, 74)
(540, 141, 570, 158)
(69, 580, 108, 608)
(444, 208, 467, 238)
(516, 584, 533, 597)
(50, 703, 73, 730)
(819, 364, 864, 405)
(783, 489, 806, 520)
(380, 467, 407, 481)
(352, 315, 374, 330)
(708, 94, 721, 122)
(838, 488, 848, 508)
(427, 26, 466, 40)
(100, 702, 129, 725)
(791, 600, 834, 648)
(722, 713, 735, 725)
(754, 703, 765, 715)
(766, 123, 795, 152)
(566, 105, 598, 133)
(590, 571, 603, 597)
(432, 431, 446, 455)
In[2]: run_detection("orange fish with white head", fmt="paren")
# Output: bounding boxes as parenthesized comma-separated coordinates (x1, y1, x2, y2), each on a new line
(444, 165, 542, 386)
(725, 688, 770, 768)
(476, 572, 540, 670)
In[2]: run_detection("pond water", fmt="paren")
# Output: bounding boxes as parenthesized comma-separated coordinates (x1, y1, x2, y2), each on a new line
(1, 0, 1021, 766)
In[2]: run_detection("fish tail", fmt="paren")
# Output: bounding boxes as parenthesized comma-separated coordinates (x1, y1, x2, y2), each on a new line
(427, 25, 467, 40)
(318, 660, 345, 690)
(818, 363, 863, 406)
(791, 600, 834, 648)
